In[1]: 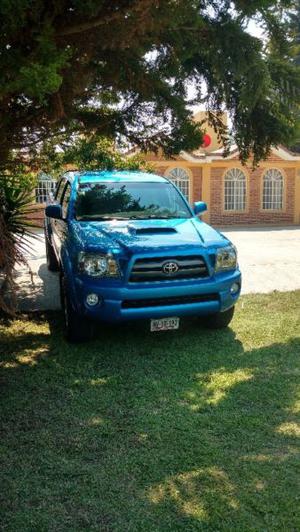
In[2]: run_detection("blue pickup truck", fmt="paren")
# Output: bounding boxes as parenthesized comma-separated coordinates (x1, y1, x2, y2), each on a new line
(45, 170, 241, 342)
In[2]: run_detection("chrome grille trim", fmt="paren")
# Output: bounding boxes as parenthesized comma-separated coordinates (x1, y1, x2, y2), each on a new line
(129, 255, 209, 282)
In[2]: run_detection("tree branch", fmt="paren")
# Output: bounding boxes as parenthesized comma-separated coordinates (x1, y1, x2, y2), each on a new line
(56, 1, 154, 37)
(56, 12, 121, 36)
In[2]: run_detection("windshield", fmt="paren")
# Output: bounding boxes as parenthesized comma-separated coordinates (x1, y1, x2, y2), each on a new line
(75, 181, 192, 220)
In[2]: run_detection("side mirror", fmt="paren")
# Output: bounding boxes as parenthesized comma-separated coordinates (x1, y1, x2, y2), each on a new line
(194, 201, 207, 215)
(45, 204, 62, 220)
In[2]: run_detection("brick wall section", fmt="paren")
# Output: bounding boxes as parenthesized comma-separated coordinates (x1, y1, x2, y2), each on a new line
(154, 166, 167, 176)
(25, 203, 45, 227)
(192, 167, 202, 201)
(230, 153, 284, 163)
(210, 166, 296, 226)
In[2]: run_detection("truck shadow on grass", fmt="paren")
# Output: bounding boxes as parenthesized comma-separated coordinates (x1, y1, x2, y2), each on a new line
(1, 311, 300, 531)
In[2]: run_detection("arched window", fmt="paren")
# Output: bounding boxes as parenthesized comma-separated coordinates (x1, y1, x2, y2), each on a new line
(262, 169, 284, 210)
(167, 167, 190, 200)
(224, 168, 246, 211)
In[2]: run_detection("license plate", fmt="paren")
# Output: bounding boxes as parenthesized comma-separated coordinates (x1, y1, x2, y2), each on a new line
(150, 317, 180, 332)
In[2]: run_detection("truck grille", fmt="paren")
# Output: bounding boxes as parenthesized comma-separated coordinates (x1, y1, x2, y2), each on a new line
(122, 293, 218, 309)
(129, 255, 209, 283)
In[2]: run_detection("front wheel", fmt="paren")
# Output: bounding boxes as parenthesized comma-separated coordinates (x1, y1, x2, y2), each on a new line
(61, 277, 93, 343)
(203, 306, 235, 329)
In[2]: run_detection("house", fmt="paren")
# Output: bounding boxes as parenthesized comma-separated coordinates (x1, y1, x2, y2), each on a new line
(32, 111, 300, 227)
(144, 112, 300, 226)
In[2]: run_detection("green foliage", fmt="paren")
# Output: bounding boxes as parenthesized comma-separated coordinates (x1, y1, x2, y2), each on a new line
(0, 170, 38, 314)
(286, 2, 300, 151)
(1, 23, 68, 103)
(0, 166, 37, 190)
(27, 134, 153, 176)
(61, 136, 153, 172)
(0, 0, 299, 167)
(289, 1, 300, 65)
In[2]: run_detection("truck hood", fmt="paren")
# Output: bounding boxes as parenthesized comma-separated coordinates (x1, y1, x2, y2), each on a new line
(72, 218, 228, 255)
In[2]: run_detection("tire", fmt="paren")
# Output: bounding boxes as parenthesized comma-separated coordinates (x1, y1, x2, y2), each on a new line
(203, 306, 235, 329)
(61, 276, 92, 343)
(45, 236, 59, 272)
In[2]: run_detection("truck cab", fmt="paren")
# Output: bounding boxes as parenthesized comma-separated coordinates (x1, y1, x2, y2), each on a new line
(45, 170, 241, 342)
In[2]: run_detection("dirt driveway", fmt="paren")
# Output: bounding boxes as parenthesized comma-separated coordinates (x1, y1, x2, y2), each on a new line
(15, 226, 300, 311)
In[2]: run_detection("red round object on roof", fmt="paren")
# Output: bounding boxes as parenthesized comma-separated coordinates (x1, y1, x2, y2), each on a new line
(202, 133, 211, 148)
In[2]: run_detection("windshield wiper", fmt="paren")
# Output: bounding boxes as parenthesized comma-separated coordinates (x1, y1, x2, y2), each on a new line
(129, 214, 174, 220)
(77, 215, 133, 221)
(77, 214, 187, 221)
(77, 215, 114, 221)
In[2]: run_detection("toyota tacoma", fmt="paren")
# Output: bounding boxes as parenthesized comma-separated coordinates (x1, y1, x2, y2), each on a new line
(45, 171, 241, 342)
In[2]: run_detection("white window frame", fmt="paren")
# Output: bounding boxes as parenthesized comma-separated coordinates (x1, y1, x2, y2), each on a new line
(224, 168, 247, 212)
(35, 173, 57, 204)
(166, 167, 190, 201)
(262, 169, 284, 210)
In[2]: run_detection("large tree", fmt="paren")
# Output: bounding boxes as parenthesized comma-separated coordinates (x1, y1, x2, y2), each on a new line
(287, 1, 300, 151)
(1, 0, 300, 167)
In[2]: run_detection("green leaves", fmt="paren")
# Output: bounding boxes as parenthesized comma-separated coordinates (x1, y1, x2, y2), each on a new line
(0, 0, 299, 167)
(17, 64, 62, 103)
(1, 27, 69, 103)
(61, 135, 153, 172)
(0, 170, 38, 314)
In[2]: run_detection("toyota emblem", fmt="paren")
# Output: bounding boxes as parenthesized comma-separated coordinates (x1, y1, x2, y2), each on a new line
(162, 261, 179, 275)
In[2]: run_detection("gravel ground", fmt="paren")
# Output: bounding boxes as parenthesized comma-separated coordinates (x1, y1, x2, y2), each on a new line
(14, 226, 300, 311)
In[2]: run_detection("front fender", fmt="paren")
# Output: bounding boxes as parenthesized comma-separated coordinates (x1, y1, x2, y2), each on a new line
(60, 246, 80, 312)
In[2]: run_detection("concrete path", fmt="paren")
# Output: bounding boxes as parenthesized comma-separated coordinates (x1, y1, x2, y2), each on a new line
(15, 227, 300, 311)
(15, 231, 60, 311)
(224, 227, 300, 295)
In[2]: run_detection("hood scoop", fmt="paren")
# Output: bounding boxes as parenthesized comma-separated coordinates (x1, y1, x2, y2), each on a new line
(129, 226, 177, 235)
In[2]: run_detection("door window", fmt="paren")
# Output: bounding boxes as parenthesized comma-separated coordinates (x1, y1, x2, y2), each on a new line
(61, 182, 71, 218)
(55, 179, 65, 202)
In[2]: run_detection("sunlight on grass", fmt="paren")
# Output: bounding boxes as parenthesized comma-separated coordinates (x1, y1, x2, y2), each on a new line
(186, 368, 253, 409)
(0, 361, 18, 368)
(254, 479, 266, 491)
(147, 467, 239, 519)
(0, 318, 50, 339)
(88, 416, 105, 426)
(90, 377, 110, 386)
(137, 432, 148, 442)
(242, 453, 272, 463)
(16, 347, 49, 366)
(241, 446, 299, 464)
(289, 398, 300, 414)
(276, 422, 300, 437)
(0, 346, 49, 368)
(202, 368, 253, 405)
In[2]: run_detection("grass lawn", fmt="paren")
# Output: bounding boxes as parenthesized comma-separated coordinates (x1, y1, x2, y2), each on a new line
(0, 291, 300, 531)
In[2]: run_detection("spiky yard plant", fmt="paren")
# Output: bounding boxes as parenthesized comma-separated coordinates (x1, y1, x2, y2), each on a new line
(0, 173, 38, 314)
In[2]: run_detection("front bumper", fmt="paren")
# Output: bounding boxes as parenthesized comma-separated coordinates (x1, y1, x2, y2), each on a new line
(71, 269, 242, 323)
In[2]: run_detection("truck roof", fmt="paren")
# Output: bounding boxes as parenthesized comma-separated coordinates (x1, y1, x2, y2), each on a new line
(66, 170, 168, 184)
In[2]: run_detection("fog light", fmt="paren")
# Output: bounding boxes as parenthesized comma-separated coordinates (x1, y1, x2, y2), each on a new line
(230, 282, 240, 295)
(86, 293, 99, 306)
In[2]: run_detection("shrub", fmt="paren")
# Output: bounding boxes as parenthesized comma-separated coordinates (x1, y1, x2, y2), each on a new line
(0, 172, 38, 314)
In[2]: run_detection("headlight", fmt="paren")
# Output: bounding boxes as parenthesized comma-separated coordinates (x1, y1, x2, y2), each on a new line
(215, 245, 237, 272)
(78, 252, 120, 277)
